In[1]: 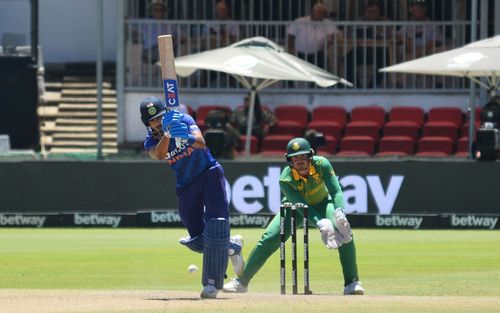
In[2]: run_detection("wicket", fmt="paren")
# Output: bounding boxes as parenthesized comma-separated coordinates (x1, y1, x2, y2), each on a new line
(280, 202, 311, 295)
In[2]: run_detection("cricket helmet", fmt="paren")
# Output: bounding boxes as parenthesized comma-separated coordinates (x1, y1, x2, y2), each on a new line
(285, 137, 314, 163)
(140, 96, 166, 126)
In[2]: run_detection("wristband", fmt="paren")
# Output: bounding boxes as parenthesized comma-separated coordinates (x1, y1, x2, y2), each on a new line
(187, 134, 196, 145)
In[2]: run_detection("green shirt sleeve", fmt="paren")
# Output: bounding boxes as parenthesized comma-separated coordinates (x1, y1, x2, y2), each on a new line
(318, 157, 345, 209)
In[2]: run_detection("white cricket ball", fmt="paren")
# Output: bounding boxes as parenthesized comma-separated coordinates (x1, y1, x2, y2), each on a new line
(188, 264, 198, 273)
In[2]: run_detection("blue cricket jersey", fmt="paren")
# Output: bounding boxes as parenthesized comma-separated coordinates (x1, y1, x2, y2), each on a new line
(143, 113, 217, 188)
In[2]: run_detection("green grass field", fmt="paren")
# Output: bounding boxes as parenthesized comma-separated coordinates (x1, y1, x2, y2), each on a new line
(0, 228, 499, 313)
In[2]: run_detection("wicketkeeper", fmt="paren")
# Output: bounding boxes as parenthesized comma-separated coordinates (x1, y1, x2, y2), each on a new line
(139, 96, 244, 299)
(223, 137, 364, 295)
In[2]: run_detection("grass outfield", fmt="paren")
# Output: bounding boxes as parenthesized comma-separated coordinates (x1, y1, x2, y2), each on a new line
(0, 228, 499, 313)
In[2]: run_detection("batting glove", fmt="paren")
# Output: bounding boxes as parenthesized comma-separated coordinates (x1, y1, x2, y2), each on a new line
(162, 110, 181, 132)
(169, 122, 196, 145)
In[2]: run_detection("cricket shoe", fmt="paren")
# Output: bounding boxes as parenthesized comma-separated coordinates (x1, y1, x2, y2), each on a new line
(343, 281, 365, 295)
(222, 278, 248, 293)
(228, 235, 245, 276)
(200, 284, 219, 299)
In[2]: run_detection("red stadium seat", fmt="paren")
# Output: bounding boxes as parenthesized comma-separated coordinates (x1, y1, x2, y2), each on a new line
(416, 136, 454, 156)
(388, 106, 425, 126)
(270, 105, 310, 137)
(307, 122, 343, 140)
(316, 135, 337, 156)
(274, 105, 310, 127)
(338, 136, 375, 156)
(238, 135, 259, 154)
(376, 136, 415, 156)
(350, 106, 386, 127)
(383, 106, 425, 141)
(196, 105, 231, 131)
(383, 122, 420, 141)
(345, 122, 381, 140)
(260, 135, 293, 156)
(422, 107, 463, 140)
(344, 106, 386, 140)
(310, 106, 347, 124)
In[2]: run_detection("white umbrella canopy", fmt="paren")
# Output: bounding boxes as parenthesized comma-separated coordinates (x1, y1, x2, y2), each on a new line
(172, 36, 352, 159)
(381, 35, 500, 95)
(381, 35, 500, 160)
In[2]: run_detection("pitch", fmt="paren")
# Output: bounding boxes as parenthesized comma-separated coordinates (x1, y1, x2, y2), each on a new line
(0, 228, 499, 313)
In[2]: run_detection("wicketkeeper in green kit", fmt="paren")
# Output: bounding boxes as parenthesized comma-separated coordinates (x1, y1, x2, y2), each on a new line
(223, 137, 364, 295)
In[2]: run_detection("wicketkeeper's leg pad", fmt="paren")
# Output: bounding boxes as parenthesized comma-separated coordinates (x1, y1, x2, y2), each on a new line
(202, 218, 230, 289)
(179, 235, 204, 253)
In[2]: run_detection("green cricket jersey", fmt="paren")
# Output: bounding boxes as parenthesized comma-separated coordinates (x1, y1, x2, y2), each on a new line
(279, 155, 344, 208)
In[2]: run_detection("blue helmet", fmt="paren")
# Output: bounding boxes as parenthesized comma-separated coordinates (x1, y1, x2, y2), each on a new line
(140, 96, 166, 126)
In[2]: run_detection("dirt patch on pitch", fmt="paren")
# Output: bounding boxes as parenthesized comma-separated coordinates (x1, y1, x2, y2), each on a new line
(1, 289, 499, 313)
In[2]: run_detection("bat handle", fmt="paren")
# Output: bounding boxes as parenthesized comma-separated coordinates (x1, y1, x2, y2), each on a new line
(175, 137, 182, 148)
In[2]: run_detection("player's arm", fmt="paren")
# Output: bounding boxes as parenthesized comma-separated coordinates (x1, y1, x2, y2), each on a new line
(189, 129, 206, 149)
(318, 158, 345, 209)
(147, 133, 171, 160)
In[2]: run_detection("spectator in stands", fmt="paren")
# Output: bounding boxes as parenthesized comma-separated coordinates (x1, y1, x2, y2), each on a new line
(287, 2, 341, 71)
(204, 109, 241, 159)
(345, 1, 391, 88)
(231, 93, 276, 141)
(207, 1, 239, 45)
(140, 0, 178, 64)
(397, 0, 442, 59)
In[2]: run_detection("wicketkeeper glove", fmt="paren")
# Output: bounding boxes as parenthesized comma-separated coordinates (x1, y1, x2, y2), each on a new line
(333, 208, 353, 244)
(162, 110, 181, 132)
(316, 218, 343, 249)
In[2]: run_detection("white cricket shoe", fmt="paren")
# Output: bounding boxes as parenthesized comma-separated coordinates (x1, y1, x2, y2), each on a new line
(228, 235, 245, 276)
(200, 284, 219, 299)
(222, 278, 248, 293)
(343, 281, 365, 295)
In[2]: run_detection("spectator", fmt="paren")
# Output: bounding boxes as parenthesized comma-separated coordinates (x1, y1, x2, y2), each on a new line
(397, 0, 442, 59)
(231, 93, 276, 141)
(207, 1, 239, 45)
(345, 0, 391, 88)
(140, 0, 178, 64)
(287, 2, 341, 71)
(396, 0, 442, 87)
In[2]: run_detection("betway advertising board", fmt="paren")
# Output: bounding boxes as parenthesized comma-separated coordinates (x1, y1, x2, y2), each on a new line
(0, 160, 499, 214)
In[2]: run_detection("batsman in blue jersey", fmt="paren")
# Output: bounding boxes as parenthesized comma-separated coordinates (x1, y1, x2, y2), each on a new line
(140, 96, 244, 299)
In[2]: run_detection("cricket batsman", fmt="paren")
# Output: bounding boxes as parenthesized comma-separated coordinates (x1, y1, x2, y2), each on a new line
(139, 96, 244, 299)
(223, 137, 364, 295)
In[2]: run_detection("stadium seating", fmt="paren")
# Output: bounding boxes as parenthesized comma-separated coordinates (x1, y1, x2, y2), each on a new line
(422, 107, 463, 141)
(416, 136, 454, 156)
(344, 106, 386, 140)
(239, 135, 259, 154)
(196, 105, 232, 131)
(307, 106, 347, 140)
(338, 136, 375, 156)
(377, 136, 415, 156)
(270, 105, 309, 137)
(260, 134, 293, 156)
(455, 136, 470, 157)
(316, 135, 337, 156)
(383, 107, 425, 141)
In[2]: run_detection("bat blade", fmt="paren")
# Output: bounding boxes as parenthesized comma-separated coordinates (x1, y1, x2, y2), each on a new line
(158, 34, 182, 147)
(158, 34, 180, 110)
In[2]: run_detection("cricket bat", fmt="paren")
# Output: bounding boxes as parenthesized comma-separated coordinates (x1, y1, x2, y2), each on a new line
(158, 34, 181, 147)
